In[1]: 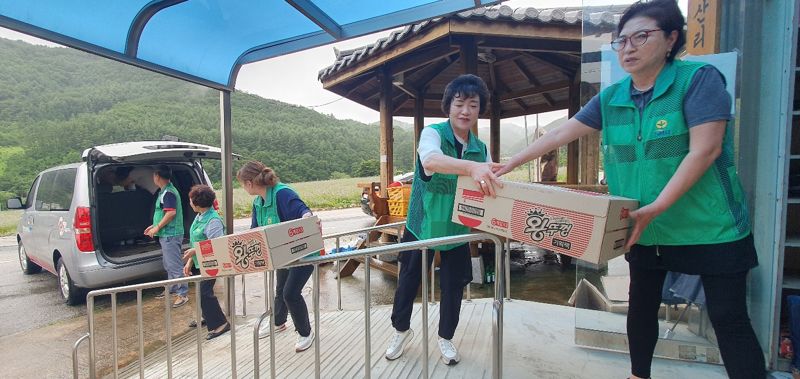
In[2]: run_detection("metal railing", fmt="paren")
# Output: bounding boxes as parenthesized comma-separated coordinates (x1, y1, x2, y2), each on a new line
(73, 227, 507, 379)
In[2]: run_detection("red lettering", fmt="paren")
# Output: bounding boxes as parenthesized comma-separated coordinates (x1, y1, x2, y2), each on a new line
(288, 226, 304, 237)
(490, 218, 509, 228)
(620, 208, 630, 220)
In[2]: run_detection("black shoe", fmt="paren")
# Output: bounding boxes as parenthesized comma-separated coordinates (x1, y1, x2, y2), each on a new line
(154, 291, 167, 299)
(206, 323, 230, 340)
(189, 319, 207, 328)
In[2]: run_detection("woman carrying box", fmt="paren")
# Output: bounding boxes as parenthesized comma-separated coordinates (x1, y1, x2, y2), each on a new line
(181, 185, 230, 340)
(237, 161, 316, 353)
(495, 1, 764, 378)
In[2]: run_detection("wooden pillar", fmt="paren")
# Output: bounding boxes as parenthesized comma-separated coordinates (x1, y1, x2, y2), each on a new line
(490, 95, 501, 163)
(567, 75, 580, 184)
(459, 37, 479, 136)
(379, 66, 394, 196)
(413, 89, 425, 158)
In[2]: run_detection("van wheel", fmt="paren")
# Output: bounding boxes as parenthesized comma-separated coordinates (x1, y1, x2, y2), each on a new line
(18, 243, 41, 274)
(57, 258, 83, 305)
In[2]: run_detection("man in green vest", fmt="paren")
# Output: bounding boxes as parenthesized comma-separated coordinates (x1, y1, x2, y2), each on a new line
(384, 74, 502, 366)
(145, 165, 187, 308)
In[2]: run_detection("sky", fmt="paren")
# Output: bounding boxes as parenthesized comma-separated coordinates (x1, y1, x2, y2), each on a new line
(0, 0, 687, 128)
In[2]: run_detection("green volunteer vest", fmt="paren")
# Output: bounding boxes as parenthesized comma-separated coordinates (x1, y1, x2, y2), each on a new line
(253, 183, 321, 257)
(600, 60, 750, 245)
(152, 182, 184, 237)
(406, 120, 488, 251)
(189, 209, 223, 268)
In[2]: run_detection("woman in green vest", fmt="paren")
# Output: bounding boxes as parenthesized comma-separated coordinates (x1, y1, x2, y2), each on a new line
(496, 1, 764, 378)
(181, 185, 230, 340)
(237, 161, 316, 353)
(385, 74, 502, 366)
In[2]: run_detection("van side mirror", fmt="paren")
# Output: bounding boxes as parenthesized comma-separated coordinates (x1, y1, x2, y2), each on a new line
(6, 197, 23, 210)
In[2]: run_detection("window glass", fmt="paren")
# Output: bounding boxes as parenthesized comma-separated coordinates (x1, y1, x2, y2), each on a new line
(25, 176, 40, 209)
(35, 168, 77, 211)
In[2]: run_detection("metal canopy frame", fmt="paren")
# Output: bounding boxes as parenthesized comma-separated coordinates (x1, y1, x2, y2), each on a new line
(0, 0, 499, 90)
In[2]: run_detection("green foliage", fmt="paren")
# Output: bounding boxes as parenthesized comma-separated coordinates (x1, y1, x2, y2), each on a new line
(353, 159, 380, 177)
(329, 171, 350, 180)
(0, 39, 414, 195)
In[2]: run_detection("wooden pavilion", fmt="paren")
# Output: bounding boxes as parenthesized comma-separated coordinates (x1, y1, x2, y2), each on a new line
(318, 5, 620, 195)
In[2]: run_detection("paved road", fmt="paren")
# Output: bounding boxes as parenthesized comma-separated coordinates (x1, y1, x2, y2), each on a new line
(0, 238, 85, 338)
(0, 207, 375, 378)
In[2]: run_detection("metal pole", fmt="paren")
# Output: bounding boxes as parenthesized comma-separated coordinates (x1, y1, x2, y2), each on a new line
(269, 273, 276, 379)
(430, 252, 435, 304)
(505, 240, 511, 301)
(421, 248, 429, 379)
(524, 115, 531, 182)
(196, 281, 203, 379)
(137, 290, 144, 379)
(535, 114, 541, 182)
(241, 274, 247, 317)
(364, 256, 371, 379)
(219, 90, 234, 317)
(493, 242, 504, 379)
(313, 264, 321, 379)
(112, 293, 118, 379)
(165, 285, 173, 379)
(466, 282, 471, 302)
(336, 237, 342, 311)
(88, 295, 95, 379)
(72, 334, 89, 379)
(229, 276, 237, 379)
(264, 271, 272, 313)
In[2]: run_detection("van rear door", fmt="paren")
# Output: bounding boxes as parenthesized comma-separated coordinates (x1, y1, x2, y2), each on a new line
(82, 141, 227, 163)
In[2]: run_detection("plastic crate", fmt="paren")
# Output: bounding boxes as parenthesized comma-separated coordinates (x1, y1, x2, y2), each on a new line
(388, 200, 409, 217)
(388, 185, 411, 202)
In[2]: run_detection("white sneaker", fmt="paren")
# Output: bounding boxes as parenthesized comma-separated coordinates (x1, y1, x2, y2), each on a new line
(385, 329, 414, 360)
(258, 322, 287, 339)
(438, 338, 460, 365)
(295, 330, 314, 352)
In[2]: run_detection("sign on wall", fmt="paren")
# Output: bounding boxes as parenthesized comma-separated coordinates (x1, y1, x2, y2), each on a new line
(687, 0, 720, 55)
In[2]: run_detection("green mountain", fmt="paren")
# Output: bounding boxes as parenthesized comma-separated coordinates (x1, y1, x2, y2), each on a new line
(0, 37, 415, 196)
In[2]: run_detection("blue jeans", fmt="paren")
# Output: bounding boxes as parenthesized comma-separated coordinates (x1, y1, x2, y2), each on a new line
(160, 235, 188, 297)
(274, 266, 313, 337)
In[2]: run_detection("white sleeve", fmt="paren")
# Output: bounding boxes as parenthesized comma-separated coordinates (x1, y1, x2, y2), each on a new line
(417, 127, 442, 177)
(485, 145, 493, 163)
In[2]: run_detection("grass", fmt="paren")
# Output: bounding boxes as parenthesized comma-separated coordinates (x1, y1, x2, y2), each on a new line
(229, 176, 378, 218)
(0, 210, 21, 237)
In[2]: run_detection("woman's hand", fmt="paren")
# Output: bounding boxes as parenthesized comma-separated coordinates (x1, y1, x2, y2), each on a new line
(183, 259, 193, 277)
(470, 162, 504, 197)
(182, 248, 196, 262)
(625, 203, 665, 249)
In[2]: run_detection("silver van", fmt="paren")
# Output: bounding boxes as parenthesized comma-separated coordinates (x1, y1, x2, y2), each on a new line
(7, 141, 224, 305)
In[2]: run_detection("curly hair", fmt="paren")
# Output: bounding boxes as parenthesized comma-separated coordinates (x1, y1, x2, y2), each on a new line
(441, 74, 491, 116)
(189, 184, 216, 208)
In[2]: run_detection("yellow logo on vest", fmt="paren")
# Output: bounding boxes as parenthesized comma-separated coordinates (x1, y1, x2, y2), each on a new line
(654, 119, 671, 136)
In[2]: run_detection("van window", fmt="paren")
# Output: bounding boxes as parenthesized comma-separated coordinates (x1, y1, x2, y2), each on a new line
(25, 176, 40, 209)
(35, 168, 77, 211)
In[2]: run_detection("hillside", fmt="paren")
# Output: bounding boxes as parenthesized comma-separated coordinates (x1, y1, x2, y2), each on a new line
(0, 38, 415, 196)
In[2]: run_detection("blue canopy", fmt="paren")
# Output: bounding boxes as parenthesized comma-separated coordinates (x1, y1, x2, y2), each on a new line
(0, 0, 499, 90)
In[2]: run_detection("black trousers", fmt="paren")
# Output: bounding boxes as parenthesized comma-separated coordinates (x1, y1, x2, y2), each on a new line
(627, 264, 765, 378)
(274, 265, 313, 337)
(192, 268, 227, 331)
(390, 232, 472, 340)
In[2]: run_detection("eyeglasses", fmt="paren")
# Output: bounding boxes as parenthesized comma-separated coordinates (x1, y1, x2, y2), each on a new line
(610, 29, 663, 51)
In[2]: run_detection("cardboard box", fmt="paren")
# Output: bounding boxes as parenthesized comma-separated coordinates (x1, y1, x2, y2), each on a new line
(197, 216, 323, 277)
(452, 177, 638, 265)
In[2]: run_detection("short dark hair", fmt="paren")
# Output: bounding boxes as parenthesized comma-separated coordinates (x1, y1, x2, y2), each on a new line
(618, 0, 685, 62)
(154, 165, 172, 181)
(441, 74, 490, 116)
(189, 185, 216, 208)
